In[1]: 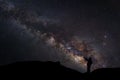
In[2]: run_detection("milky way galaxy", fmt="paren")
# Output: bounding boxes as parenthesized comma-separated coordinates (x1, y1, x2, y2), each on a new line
(0, 0, 120, 73)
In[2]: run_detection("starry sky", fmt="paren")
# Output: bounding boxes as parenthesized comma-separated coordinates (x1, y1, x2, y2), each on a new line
(0, 0, 120, 72)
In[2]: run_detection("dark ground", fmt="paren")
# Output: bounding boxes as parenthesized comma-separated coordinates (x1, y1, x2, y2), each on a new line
(0, 61, 120, 80)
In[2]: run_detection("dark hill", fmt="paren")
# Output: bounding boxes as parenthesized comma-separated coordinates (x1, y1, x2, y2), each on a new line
(90, 68, 120, 80)
(0, 61, 120, 80)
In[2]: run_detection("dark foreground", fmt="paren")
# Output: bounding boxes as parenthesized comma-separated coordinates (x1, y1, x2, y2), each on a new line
(0, 61, 120, 80)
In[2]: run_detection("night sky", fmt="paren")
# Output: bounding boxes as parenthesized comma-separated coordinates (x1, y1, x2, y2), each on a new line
(0, 0, 120, 73)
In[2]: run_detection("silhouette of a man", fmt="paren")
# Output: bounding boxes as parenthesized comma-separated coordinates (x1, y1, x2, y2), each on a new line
(84, 57, 93, 73)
